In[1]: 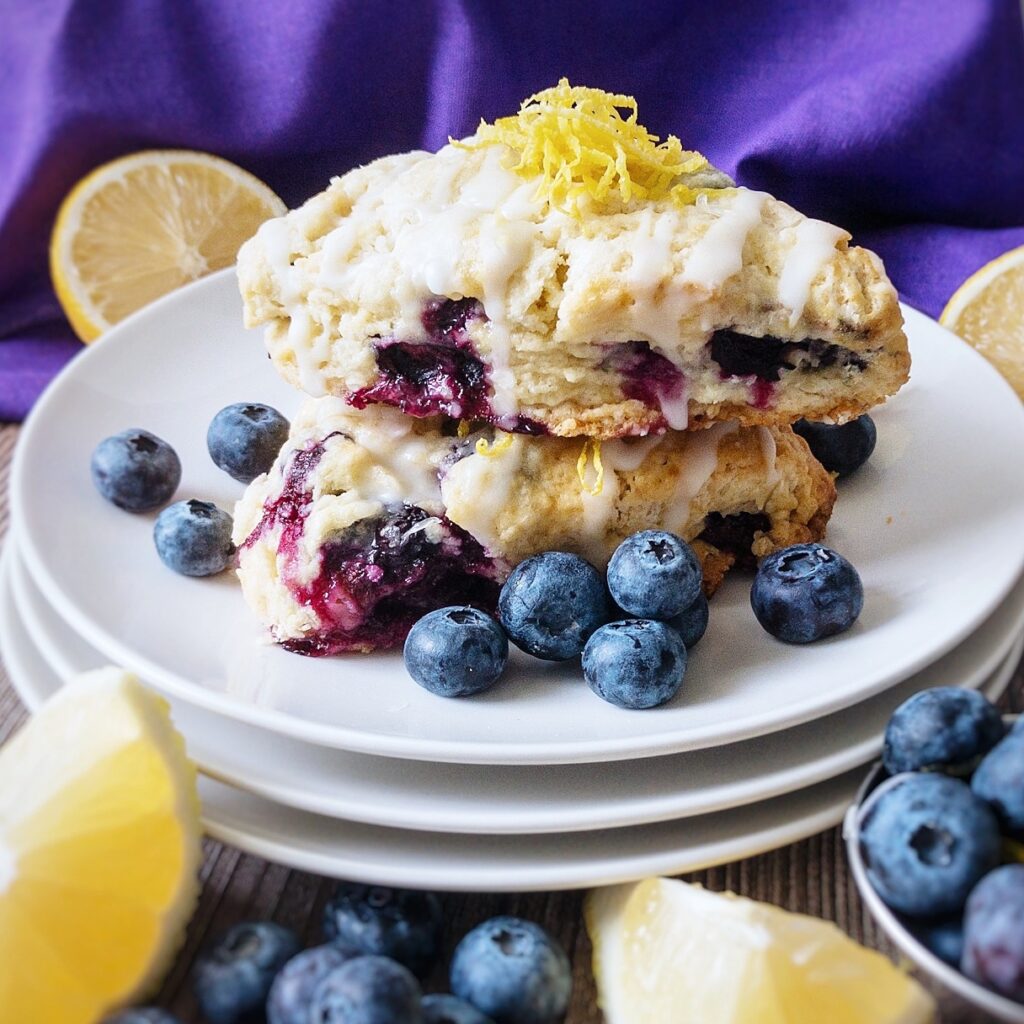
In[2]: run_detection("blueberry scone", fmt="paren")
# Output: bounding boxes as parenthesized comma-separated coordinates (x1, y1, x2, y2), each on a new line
(238, 81, 909, 440)
(234, 400, 836, 654)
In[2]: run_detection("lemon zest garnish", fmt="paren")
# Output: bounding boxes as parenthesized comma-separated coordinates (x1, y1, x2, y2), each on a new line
(475, 432, 514, 457)
(457, 419, 471, 438)
(576, 439, 605, 496)
(456, 79, 718, 215)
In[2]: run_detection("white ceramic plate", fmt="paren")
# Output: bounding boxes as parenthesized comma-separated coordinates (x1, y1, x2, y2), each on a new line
(0, 560, 863, 891)
(11, 271, 1024, 763)
(8, 539, 1023, 835)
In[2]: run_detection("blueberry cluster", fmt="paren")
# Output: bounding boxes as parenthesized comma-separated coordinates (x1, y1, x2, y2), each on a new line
(91, 402, 288, 578)
(105, 884, 571, 1024)
(858, 687, 1024, 1004)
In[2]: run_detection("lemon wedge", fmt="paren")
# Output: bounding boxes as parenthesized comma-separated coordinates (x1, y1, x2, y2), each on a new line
(586, 878, 936, 1024)
(940, 244, 1024, 401)
(0, 668, 201, 1022)
(50, 149, 286, 341)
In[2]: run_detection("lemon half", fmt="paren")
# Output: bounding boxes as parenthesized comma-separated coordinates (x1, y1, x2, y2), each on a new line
(50, 149, 286, 341)
(0, 669, 201, 1022)
(586, 878, 936, 1024)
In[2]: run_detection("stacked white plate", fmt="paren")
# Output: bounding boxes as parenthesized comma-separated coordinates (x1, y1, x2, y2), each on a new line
(3, 270, 1024, 891)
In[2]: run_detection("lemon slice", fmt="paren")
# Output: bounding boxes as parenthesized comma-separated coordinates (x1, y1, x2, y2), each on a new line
(50, 149, 286, 341)
(0, 668, 201, 1022)
(940, 244, 1024, 400)
(586, 878, 936, 1024)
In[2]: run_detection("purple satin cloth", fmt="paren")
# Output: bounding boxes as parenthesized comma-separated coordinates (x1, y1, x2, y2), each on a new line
(2, 0, 1023, 420)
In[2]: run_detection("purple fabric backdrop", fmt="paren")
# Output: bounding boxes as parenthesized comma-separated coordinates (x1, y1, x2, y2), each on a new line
(2, 0, 1023, 420)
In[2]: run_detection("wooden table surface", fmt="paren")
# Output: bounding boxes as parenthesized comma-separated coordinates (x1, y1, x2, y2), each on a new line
(0, 419, 1019, 1023)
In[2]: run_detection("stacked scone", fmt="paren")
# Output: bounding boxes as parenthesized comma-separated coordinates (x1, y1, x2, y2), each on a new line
(233, 82, 908, 654)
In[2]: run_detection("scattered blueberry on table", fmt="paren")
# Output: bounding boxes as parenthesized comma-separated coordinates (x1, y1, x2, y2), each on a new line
(91, 428, 181, 511)
(750, 542, 863, 644)
(606, 529, 702, 619)
(207, 402, 290, 483)
(154, 499, 235, 576)
(267, 943, 358, 1024)
(404, 607, 509, 697)
(322, 883, 444, 976)
(310, 955, 423, 1024)
(583, 619, 687, 710)
(793, 414, 877, 478)
(193, 921, 301, 1024)
(450, 916, 572, 1024)
(498, 551, 610, 661)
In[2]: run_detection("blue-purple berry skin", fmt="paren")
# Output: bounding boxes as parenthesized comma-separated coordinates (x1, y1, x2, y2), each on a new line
(450, 916, 571, 1024)
(404, 607, 508, 698)
(793, 415, 877, 478)
(207, 402, 290, 483)
(91, 429, 181, 511)
(858, 773, 1001, 918)
(669, 592, 709, 648)
(322, 884, 443, 976)
(606, 530, 703, 619)
(267, 943, 359, 1024)
(908, 917, 965, 968)
(422, 993, 495, 1024)
(883, 687, 1005, 777)
(582, 619, 687, 710)
(751, 543, 863, 644)
(153, 499, 235, 576)
(962, 865, 1024, 1002)
(310, 955, 422, 1024)
(971, 731, 1024, 839)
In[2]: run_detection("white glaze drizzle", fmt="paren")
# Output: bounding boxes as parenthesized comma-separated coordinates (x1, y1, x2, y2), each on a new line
(778, 219, 847, 327)
(679, 188, 767, 291)
(668, 422, 739, 530)
(757, 426, 781, 488)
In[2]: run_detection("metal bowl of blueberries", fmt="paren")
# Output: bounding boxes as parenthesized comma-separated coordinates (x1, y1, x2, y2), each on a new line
(844, 686, 1024, 1022)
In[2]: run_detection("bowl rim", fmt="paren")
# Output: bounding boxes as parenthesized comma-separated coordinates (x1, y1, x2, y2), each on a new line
(844, 714, 1024, 1023)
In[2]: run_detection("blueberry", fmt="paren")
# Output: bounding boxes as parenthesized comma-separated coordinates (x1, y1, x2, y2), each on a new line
(972, 731, 1024, 838)
(962, 865, 1024, 1001)
(91, 429, 181, 512)
(882, 687, 1005, 777)
(750, 543, 863, 644)
(310, 955, 422, 1023)
(192, 922, 301, 1024)
(858, 773, 1001, 918)
(606, 531, 702, 619)
(207, 403, 290, 484)
(422, 993, 495, 1024)
(404, 607, 508, 698)
(668, 591, 709, 648)
(102, 1011, 181, 1024)
(450, 916, 571, 1024)
(908, 916, 965, 968)
(583, 619, 687, 710)
(793, 415, 877, 477)
(322, 884, 443, 976)
(267, 943, 359, 1024)
(154, 499, 235, 576)
(497, 552, 610, 661)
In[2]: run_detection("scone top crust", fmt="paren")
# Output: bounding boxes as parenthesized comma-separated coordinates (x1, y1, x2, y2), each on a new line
(239, 82, 908, 438)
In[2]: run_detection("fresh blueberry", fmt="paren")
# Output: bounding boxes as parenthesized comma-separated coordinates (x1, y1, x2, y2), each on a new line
(750, 543, 863, 644)
(908, 916, 965, 968)
(192, 921, 300, 1024)
(310, 955, 422, 1023)
(497, 552, 610, 661)
(91, 429, 181, 512)
(858, 773, 1001, 918)
(322, 884, 443, 976)
(793, 415, 877, 477)
(154, 499, 235, 576)
(404, 607, 508, 698)
(267, 943, 359, 1024)
(102, 1011, 181, 1024)
(422, 993, 495, 1024)
(668, 592, 709, 648)
(962, 865, 1024, 1001)
(207, 403, 290, 484)
(583, 619, 687, 710)
(972, 731, 1024, 839)
(606, 530, 702, 619)
(450, 916, 571, 1024)
(883, 687, 1005, 777)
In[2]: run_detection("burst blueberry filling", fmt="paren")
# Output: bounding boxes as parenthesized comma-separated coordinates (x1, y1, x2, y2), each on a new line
(698, 511, 772, 570)
(709, 329, 867, 384)
(602, 341, 687, 422)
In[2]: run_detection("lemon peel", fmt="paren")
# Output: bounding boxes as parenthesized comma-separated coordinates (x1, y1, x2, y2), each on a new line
(475, 432, 514, 457)
(577, 439, 605, 496)
(456, 79, 718, 215)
